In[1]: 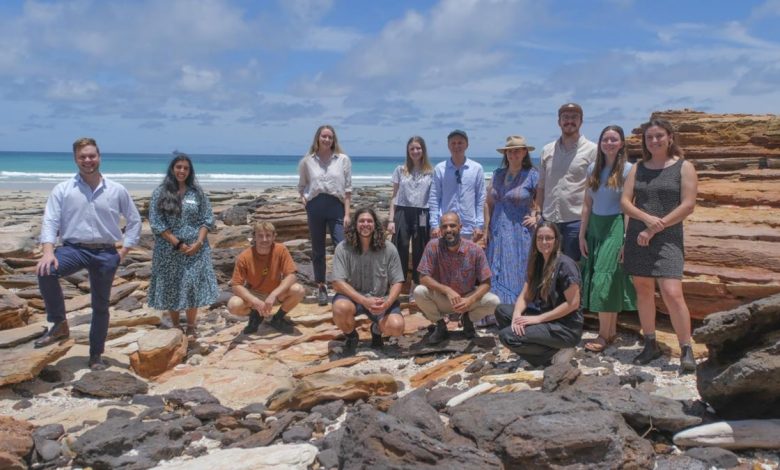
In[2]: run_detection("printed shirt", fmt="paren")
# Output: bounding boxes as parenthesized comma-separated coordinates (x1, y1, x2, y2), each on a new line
(332, 241, 405, 297)
(428, 158, 486, 234)
(586, 161, 633, 216)
(230, 243, 297, 295)
(40, 174, 142, 246)
(297, 153, 352, 202)
(538, 136, 597, 223)
(417, 238, 492, 295)
(391, 165, 433, 208)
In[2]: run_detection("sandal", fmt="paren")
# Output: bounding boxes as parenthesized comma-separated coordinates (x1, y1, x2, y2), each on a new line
(584, 335, 616, 353)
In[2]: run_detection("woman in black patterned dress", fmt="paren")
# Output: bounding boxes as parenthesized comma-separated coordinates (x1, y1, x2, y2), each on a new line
(621, 118, 698, 372)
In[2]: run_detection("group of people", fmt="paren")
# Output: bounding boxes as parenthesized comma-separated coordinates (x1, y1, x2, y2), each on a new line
(33, 102, 698, 373)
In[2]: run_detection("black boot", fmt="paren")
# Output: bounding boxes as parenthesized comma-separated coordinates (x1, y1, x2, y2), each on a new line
(243, 309, 263, 334)
(342, 330, 359, 357)
(680, 344, 696, 373)
(462, 314, 475, 339)
(268, 310, 295, 335)
(370, 323, 383, 350)
(428, 319, 449, 344)
(632, 336, 662, 365)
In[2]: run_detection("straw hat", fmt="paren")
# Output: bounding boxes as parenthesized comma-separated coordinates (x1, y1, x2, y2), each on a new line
(496, 135, 535, 153)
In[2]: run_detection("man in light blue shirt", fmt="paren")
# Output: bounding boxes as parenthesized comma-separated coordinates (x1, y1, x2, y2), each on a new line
(429, 129, 486, 241)
(34, 137, 141, 370)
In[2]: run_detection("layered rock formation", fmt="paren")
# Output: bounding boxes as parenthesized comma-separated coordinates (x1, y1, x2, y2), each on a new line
(627, 110, 780, 319)
(693, 293, 780, 419)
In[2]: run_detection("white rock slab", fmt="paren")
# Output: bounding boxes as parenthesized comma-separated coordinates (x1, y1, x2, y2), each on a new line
(673, 420, 780, 449)
(446, 382, 496, 408)
(153, 443, 318, 470)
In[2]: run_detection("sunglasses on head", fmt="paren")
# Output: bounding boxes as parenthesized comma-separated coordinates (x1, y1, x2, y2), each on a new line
(455, 169, 462, 184)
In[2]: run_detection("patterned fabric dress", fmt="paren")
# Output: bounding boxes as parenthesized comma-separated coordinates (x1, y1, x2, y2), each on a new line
(624, 159, 685, 279)
(486, 167, 539, 304)
(148, 186, 219, 310)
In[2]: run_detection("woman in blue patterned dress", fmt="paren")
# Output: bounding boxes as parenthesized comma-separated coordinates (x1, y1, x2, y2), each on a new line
(148, 154, 218, 337)
(485, 136, 540, 311)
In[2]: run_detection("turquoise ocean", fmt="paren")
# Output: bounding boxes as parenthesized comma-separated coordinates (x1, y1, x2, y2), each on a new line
(0, 151, 536, 191)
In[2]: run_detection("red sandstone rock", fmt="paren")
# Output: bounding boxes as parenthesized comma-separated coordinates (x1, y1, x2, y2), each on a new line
(129, 328, 188, 378)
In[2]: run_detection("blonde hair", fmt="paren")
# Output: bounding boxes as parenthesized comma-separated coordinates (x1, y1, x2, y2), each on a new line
(253, 222, 276, 234)
(307, 125, 344, 155)
(403, 136, 433, 175)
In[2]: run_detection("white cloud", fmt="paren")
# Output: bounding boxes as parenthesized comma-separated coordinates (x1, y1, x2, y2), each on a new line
(45, 79, 100, 100)
(178, 66, 221, 92)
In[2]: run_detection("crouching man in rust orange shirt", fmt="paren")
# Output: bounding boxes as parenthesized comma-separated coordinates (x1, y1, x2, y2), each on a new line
(227, 222, 305, 334)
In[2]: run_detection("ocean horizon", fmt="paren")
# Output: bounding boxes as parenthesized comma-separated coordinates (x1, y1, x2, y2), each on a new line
(0, 151, 528, 191)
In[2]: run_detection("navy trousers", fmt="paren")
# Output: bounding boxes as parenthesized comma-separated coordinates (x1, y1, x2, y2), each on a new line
(38, 243, 120, 356)
(306, 194, 345, 284)
(556, 220, 582, 262)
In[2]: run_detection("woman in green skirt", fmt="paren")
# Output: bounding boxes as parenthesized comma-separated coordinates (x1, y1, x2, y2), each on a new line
(578, 125, 637, 352)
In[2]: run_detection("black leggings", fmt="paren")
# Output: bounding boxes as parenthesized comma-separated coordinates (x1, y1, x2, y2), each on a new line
(391, 205, 430, 284)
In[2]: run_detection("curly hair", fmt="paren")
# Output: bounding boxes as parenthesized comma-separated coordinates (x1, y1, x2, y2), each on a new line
(344, 207, 386, 252)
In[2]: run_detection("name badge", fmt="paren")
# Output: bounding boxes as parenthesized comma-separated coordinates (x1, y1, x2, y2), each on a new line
(418, 212, 428, 227)
(183, 198, 198, 205)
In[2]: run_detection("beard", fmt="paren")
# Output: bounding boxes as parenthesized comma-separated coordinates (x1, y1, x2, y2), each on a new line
(441, 232, 460, 248)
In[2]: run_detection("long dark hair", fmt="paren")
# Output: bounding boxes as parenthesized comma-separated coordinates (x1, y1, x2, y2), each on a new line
(588, 125, 628, 191)
(640, 118, 685, 161)
(156, 153, 202, 217)
(500, 149, 533, 170)
(526, 221, 561, 302)
(344, 207, 386, 252)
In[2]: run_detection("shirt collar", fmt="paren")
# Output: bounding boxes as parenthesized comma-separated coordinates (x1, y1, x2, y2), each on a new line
(74, 173, 106, 191)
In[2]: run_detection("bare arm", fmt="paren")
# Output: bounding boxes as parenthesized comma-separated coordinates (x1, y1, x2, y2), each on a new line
(343, 192, 352, 227)
(387, 182, 400, 235)
(661, 160, 697, 227)
(578, 192, 593, 258)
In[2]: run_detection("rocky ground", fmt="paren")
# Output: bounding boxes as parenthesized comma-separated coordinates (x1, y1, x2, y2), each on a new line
(1, 110, 779, 469)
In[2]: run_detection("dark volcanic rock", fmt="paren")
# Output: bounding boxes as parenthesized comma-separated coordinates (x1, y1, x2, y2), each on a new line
(72, 417, 187, 469)
(72, 371, 148, 398)
(684, 446, 740, 468)
(387, 389, 446, 441)
(340, 404, 501, 469)
(33, 423, 65, 441)
(191, 403, 233, 421)
(163, 387, 220, 408)
(281, 424, 313, 443)
(694, 294, 780, 419)
(541, 362, 581, 392)
(449, 392, 654, 469)
(425, 386, 460, 410)
(317, 448, 339, 469)
(310, 399, 345, 421)
(232, 411, 304, 448)
(559, 375, 702, 433)
(34, 439, 61, 462)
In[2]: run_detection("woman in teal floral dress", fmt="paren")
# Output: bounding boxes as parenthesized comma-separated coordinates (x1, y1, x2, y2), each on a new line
(148, 154, 218, 336)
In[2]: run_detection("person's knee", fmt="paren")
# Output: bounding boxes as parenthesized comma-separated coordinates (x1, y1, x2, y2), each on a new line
(286, 283, 306, 302)
(382, 314, 405, 337)
(332, 300, 355, 323)
(227, 296, 248, 315)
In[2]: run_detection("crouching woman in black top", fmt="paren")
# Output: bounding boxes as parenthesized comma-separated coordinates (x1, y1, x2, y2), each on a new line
(495, 221, 583, 367)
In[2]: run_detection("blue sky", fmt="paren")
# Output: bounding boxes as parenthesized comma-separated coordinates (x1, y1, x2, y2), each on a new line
(0, 0, 778, 158)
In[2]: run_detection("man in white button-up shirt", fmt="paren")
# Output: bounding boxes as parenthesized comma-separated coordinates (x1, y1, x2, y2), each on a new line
(34, 137, 141, 370)
(535, 103, 597, 261)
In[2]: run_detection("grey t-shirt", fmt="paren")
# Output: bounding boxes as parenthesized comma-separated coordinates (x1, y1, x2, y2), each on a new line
(332, 241, 405, 296)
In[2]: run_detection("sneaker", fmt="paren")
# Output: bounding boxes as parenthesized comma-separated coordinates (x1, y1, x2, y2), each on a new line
(680, 344, 696, 373)
(317, 285, 328, 306)
(88, 355, 107, 371)
(370, 323, 383, 350)
(243, 309, 263, 334)
(342, 331, 359, 357)
(427, 319, 449, 344)
(551, 348, 575, 365)
(461, 314, 476, 339)
(268, 311, 295, 335)
(632, 339, 662, 365)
